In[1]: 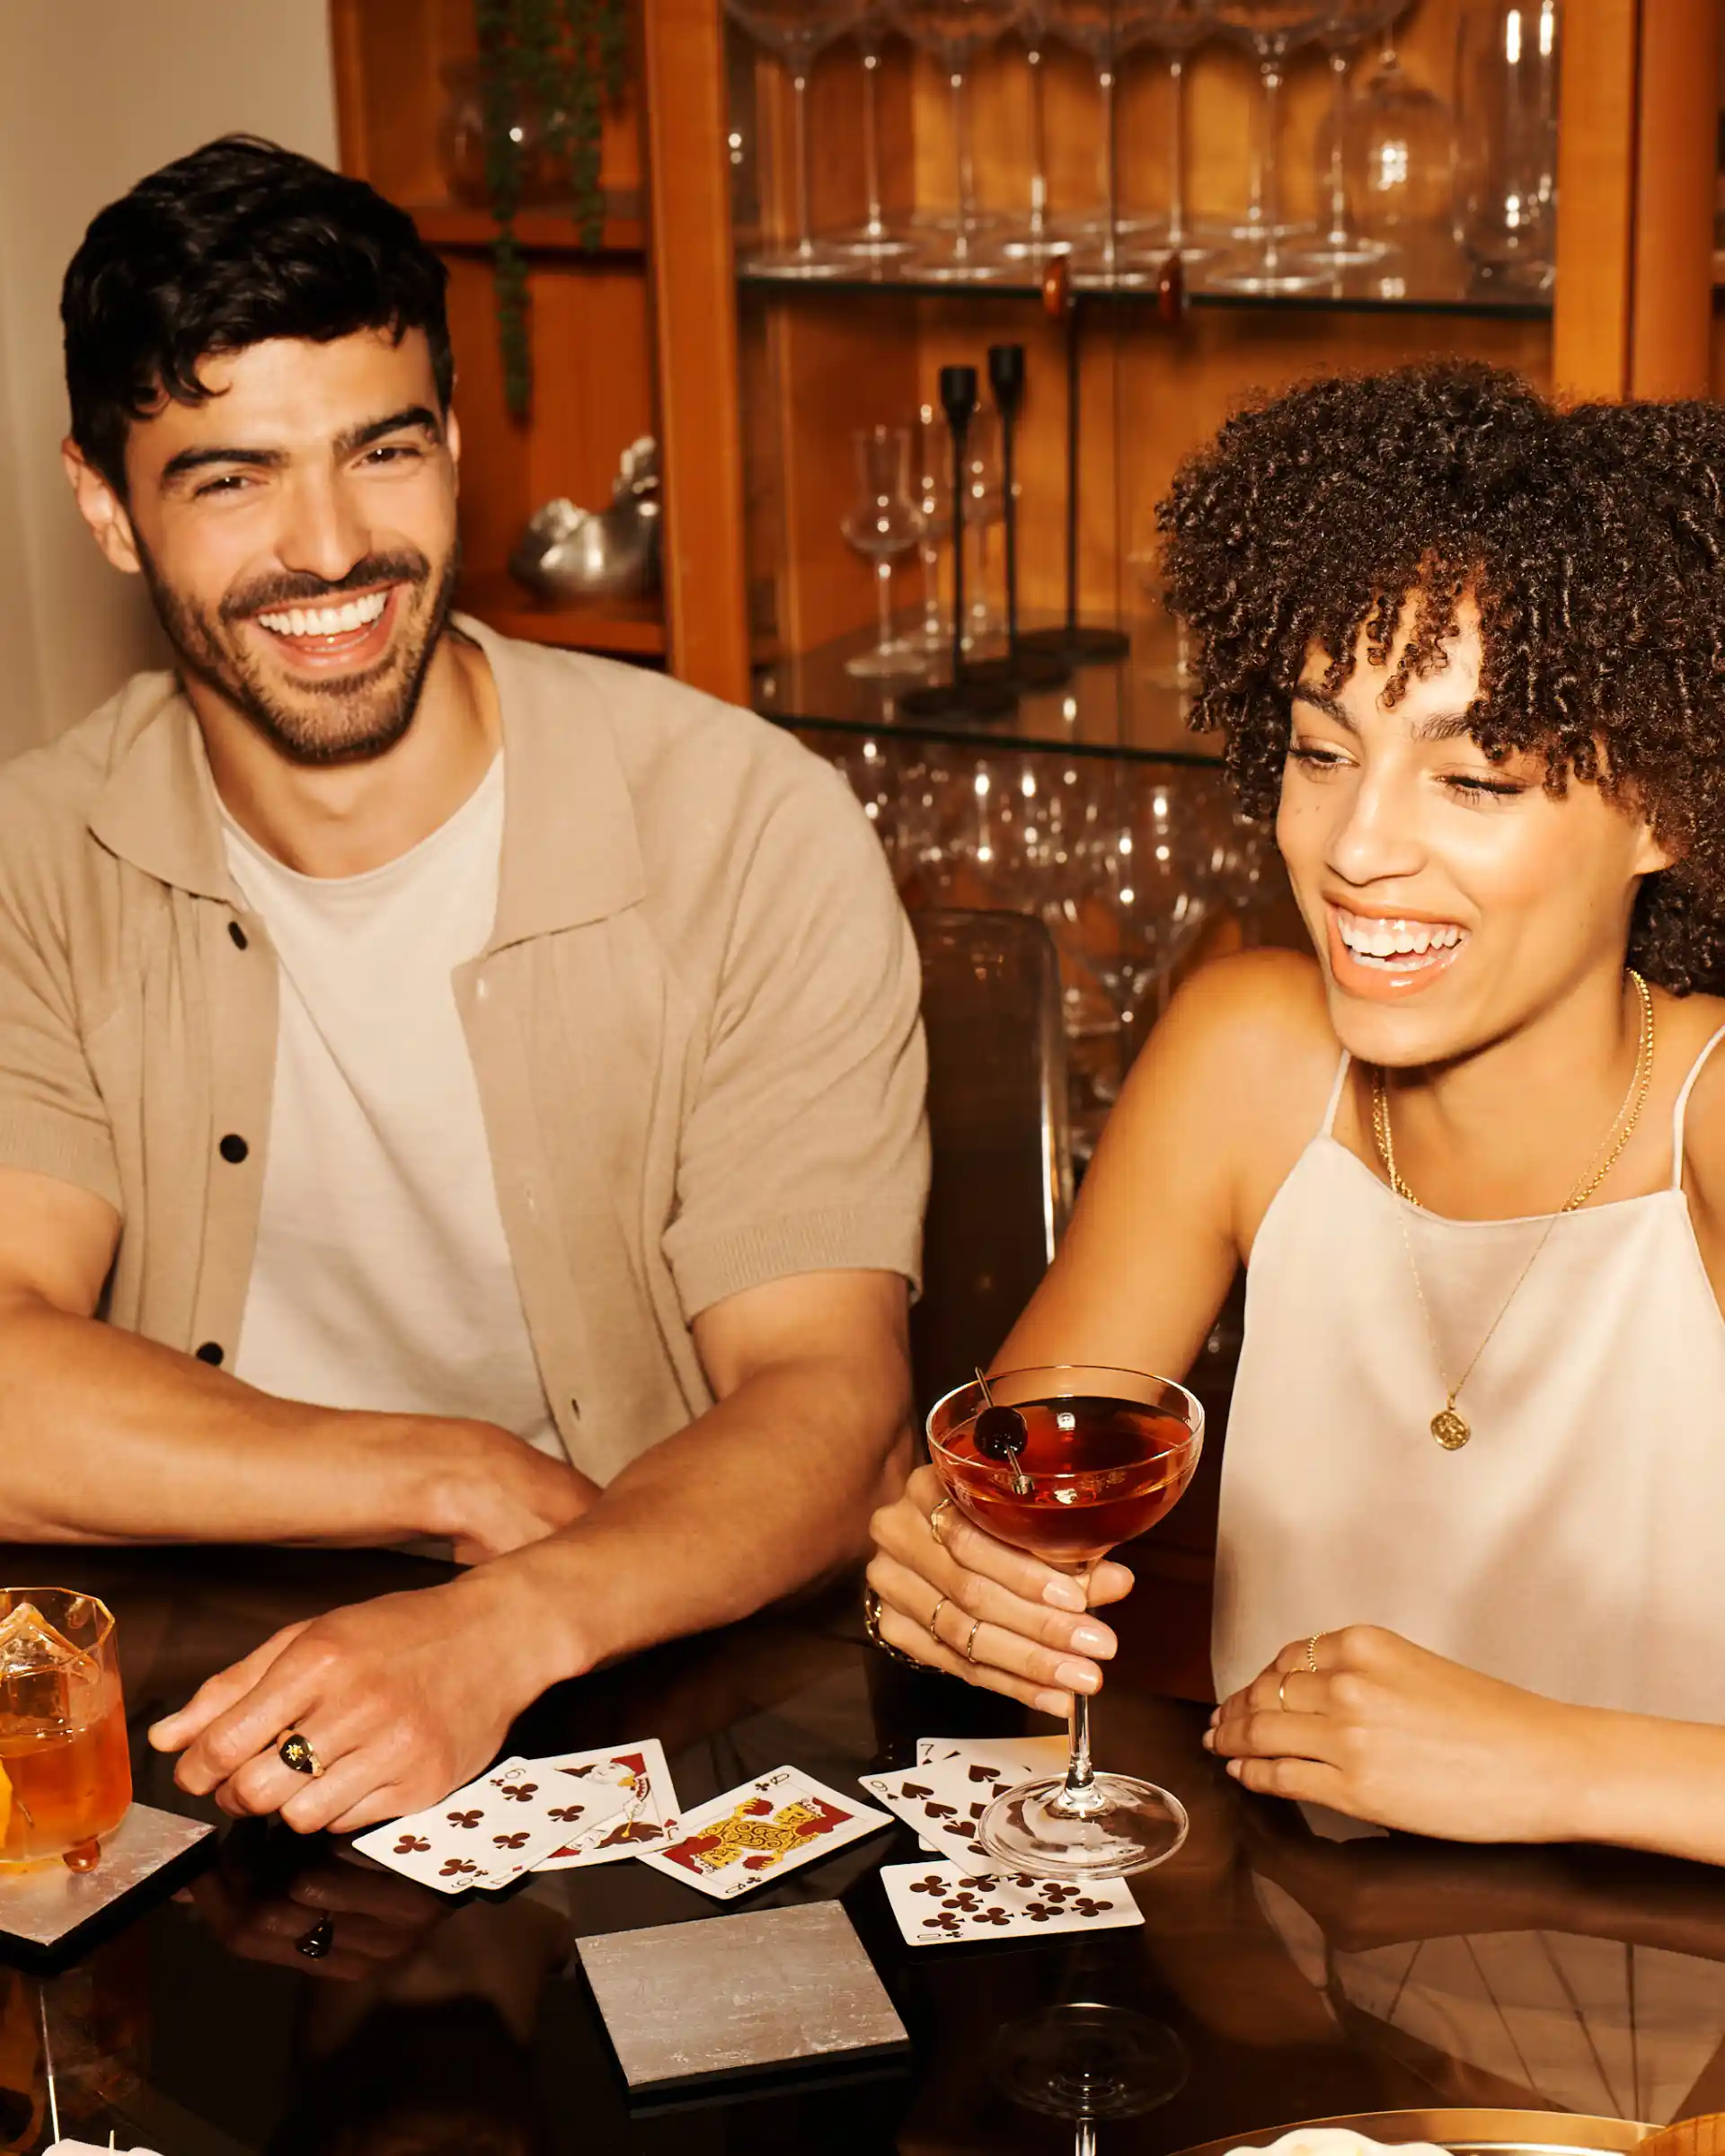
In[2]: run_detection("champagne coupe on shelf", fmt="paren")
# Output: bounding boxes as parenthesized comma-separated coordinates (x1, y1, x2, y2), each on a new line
(1137, 1, 1220, 261)
(842, 424, 930, 676)
(1000, 10, 1072, 265)
(1341, 31, 1454, 249)
(1300, 0, 1406, 270)
(926, 1365, 1205, 1878)
(889, 0, 1029, 279)
(726, 0, 868, 278)
(1199, 0, 1332, 294)
(834, 10, 922, 261)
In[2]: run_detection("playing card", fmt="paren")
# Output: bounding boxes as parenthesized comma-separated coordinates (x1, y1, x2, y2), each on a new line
(530, 1738, 683, 1869)
(880, 1859, 1144, 1946)
(861, 1755, 1021, 1877)
(637, 1764, 892, 1902)
(354, 1756, 624, 1894)
(916, 1735, 1068, 1777)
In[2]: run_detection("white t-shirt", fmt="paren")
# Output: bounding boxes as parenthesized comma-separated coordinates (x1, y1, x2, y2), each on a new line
(221, 759, 561, 1458)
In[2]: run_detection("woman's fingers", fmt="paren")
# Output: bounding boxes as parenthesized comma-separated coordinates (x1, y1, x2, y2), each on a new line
(869, 1581, 1074, 1718)
(868, 1551, 1108, 1700)
(1225, 1755, 1352, 1807)
(1207, 1709, 1334, 1763)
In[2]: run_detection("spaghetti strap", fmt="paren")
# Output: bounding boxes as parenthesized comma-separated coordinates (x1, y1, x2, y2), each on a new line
(1670, 1022, 1725, 1187)
(1321, 1051, 1352, 1137)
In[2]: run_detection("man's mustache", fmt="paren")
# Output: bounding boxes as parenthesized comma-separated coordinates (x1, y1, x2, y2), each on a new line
(222, 552, 430, 622)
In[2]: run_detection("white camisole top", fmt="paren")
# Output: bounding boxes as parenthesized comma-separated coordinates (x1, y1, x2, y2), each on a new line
(1212, 1026, 1725, 1719)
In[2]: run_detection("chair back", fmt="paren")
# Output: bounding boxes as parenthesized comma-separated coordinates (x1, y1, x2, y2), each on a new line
(909, 908, 1074, 1421)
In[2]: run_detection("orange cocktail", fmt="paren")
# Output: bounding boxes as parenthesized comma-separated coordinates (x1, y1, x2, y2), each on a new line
(0, 1590, 130, 1869)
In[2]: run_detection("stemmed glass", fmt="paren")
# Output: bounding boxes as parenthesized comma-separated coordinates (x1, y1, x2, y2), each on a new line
(1299, 0, 1405, 269)
(960, 407, 1005, 650)
(1454, 0, 1559, 292)
(1045, 1, 1173, 285)
(910, 403, 951, 649)
(1200, 0, 1331, 294)
(1139, 2, 1219, 261)
(1000, 11, 1072, 266)
(889, 0, 1028, 280)
(833, 10, 922, 261)
(1341, 31, 1455, 251)
(843, 425, 929, 676)
(726, 0, 867, 278)
(927, 1365, 1204, 1878)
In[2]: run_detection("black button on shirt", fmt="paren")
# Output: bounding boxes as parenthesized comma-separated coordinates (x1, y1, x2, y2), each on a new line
(218, 1135, 249, 1164)
(195, 1342, 224, 1365)
(227, 922, 248, 950)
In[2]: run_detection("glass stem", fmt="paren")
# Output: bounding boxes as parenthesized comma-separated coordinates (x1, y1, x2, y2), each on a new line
(1166, 53, 1190, 249)
(1259, 58, 1286, 276)
(1027, 43, 1048, 237)
(861, 44, 887, 240)
(1077, 2122, 1099, 2156)
(921, 538, 942, 637)
(1098, 61, 1119, 277)
(873, 557, 895, 654)
(792, 67, 815, 261)
(1323, 47, 1349, 246)
(951, 65, 974, 258)
(1066, 1684, 1096, 1799)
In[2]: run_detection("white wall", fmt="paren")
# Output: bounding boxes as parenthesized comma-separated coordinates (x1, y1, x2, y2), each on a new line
(0, 2, 339, 758)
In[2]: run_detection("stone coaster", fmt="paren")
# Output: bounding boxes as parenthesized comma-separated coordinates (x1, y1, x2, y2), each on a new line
(577, 1899, 908, 2097)
(0, 1804, 212, 1947)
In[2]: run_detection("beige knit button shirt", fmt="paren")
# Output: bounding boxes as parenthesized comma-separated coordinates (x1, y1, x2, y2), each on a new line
(0, 616, 929, 1483)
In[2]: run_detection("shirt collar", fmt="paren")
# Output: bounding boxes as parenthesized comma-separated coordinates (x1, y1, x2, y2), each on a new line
(85, 612, 647, 940)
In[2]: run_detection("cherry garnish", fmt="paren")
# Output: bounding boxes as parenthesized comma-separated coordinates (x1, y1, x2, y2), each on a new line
(974, 1402, 1030, 1462)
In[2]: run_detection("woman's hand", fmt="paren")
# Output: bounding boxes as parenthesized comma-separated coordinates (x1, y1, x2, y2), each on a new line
(865, 1462, 1135, 1716)
(1205, 1624, 1594, 1844)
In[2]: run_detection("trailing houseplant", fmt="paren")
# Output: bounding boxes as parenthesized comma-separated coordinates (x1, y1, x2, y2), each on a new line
(473, 0, 632, 418)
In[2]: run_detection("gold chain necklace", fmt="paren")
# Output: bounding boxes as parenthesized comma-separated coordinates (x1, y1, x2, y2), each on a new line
(1371, 969, 1655, 1450)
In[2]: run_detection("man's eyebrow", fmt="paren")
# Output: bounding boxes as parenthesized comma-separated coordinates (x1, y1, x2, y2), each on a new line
(156, 406, 442, 489)
(1291, 683, 1479, 744)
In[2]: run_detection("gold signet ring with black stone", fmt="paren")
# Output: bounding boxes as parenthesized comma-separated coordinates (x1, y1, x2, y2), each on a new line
(277, 1729, 325, 1778)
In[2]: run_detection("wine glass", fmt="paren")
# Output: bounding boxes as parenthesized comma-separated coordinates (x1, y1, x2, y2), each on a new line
(926, 1365, 1205, 1878)
(1299, 0, 1405, 270)
(889, 0, 1028, 279)
(842, 425, 930, 676)
(833, 11, 922, 261)
(726, 0, 868, 278)
(1342, 31, 1455, 249)
(1199, 0, 1331, 295)
(1136, 2, 1221, 261)
(960, 406, 1005, 650)
(910, 402, 952, 649)
(1454, 0, 1559, 293)
(1045, 1, 1179, 285)
(1000, 11, 1073, 265)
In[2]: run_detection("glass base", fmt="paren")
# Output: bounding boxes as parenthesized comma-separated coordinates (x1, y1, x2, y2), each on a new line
(829, 225, 921, 262)
(739, 245, 854, 281)
(979, 1772, 1189, 1879)
(1205, 256, 1331, 296)
(1292, 232, 1393, 269)
(845, 641, 930, 679)
(994, 2002, 1190, 2123)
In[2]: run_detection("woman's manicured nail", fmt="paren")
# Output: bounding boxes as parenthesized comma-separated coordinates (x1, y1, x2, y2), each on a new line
(1055, 1660, 1100, 1693)
(1201, 1727, 1215, 1751)
(1207, 1709, 1219, 1729)
(1225, 1759, 1243, 1778)
(1071, 1622, 1113, 1655)
(1044, 1577, 1085, 1611)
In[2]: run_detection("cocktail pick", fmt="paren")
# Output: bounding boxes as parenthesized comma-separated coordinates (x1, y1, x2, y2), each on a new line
(973, 1366, 1032, 1495)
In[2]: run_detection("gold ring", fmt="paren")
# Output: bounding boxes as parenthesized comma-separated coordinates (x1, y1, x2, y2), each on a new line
(927, 1594, 951, 1643)
(277, 1728, 324, 1779)
(929, 1497, 955, 1548)
(1306, 1633, 1322, 1674)
(962, 1616, 982, 1663)
(1277, 1674, 1290, 1711)
(862, 1586, 923, 1667)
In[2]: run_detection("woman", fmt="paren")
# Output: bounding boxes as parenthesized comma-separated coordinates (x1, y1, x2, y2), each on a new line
(868, 362, 1725, 1864)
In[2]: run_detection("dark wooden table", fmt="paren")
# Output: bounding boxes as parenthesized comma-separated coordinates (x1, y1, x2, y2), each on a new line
(3, 1540, 1721, 2155)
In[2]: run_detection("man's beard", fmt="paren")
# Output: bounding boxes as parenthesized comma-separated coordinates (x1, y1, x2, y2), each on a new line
(136, 539, 459, 768)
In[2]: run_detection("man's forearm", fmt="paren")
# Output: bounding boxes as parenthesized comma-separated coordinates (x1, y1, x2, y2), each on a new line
(0, 1297, 459, 1544)
(487, 1350, 911, 1676)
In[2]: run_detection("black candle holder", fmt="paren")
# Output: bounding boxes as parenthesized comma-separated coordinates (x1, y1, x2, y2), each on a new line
(963, 342, 1074, 697)
(1017, 287, 1130, 668)
(898, 364, 1019, 725)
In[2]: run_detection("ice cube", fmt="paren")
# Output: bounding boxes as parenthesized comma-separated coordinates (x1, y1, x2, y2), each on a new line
(0, 1601, 94, 1726)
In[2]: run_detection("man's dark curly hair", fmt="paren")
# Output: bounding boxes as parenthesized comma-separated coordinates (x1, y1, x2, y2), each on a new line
(62, 134, 452, 499)
(1158, 359, 1725, 995)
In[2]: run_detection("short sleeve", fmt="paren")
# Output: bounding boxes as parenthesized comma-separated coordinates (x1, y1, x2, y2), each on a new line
(662, 760, 928, 1319)
(0, 860, 120, 1212)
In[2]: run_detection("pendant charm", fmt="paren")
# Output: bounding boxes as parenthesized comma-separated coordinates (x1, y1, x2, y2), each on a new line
(1431, 1404, 1471, 1450)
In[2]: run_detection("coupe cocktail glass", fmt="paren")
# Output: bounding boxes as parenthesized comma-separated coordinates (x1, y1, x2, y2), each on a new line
(0, 1589, 131, 1869)
(927, 1365, 1202, 1878)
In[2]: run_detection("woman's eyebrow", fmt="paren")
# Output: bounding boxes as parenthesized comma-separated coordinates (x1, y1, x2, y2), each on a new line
(1291, 684, 1478, 743)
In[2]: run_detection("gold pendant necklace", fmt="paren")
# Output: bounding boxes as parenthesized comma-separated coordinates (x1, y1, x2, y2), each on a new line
(1371, 970, 1655, 1449)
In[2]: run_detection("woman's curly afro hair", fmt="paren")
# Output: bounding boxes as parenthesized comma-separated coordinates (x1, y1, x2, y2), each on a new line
(1158, 359, 1725, 995)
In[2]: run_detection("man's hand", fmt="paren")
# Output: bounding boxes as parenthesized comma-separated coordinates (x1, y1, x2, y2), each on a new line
(147, 1567, 571, 1833)
(424, 1423, 598, 1562)
(181, 1838, 450, 1982)
(1205, 1624, 1593, 1844)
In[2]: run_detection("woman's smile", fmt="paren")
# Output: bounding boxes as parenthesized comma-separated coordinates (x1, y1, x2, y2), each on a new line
(1325, 901, 1472, 999)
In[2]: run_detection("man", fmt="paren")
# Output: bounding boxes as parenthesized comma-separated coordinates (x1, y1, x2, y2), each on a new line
(0, 137, 926, 1830)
